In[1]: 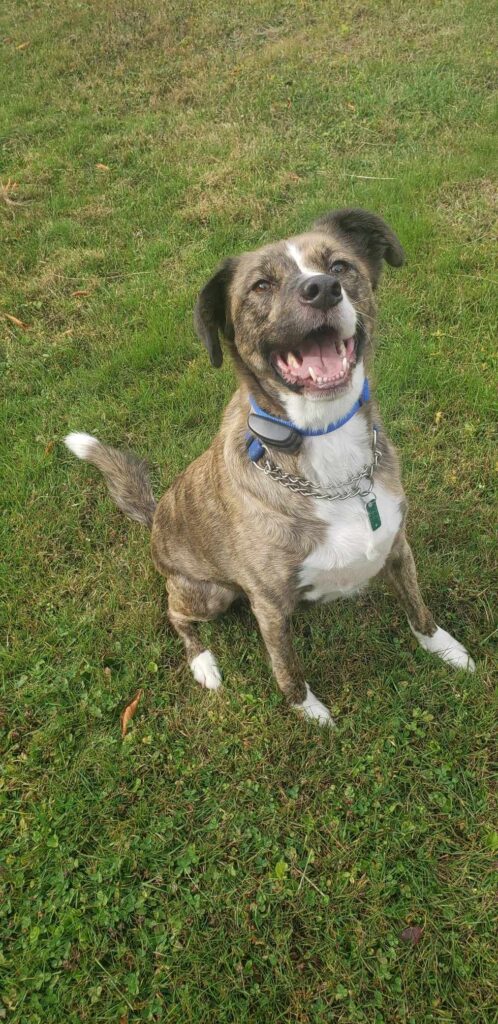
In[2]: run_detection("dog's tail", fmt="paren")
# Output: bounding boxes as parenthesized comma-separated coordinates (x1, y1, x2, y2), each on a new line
(64, 432, 157, 529)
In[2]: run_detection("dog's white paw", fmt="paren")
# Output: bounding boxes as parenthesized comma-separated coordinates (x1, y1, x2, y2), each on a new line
(412, 625, 475, 672)
(190, 650, 222, 690)
(293, 685, 335, 727)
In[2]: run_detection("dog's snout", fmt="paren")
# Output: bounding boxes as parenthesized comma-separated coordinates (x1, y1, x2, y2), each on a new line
(298, 274, 342, 310)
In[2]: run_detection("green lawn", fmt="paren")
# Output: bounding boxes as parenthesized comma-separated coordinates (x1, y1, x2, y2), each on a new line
(1, 1, 496, 1021)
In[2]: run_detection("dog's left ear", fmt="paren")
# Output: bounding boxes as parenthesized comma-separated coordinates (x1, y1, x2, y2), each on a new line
(313, 208, 404, 288)
(194, 258, 238, 368)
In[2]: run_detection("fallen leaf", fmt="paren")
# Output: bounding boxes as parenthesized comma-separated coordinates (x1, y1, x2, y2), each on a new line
(95, 163, 110, 171)
(400, 925, 424, 945)
(5, 313, 30, 329)
(103, 666, 112, 680)
(71, 289, 90, 297)
(16, 41, 30, 50)
(434, 410, 443, 426)
(120, 689, 143, 737)
(1, 178, 27, 207)
(44, 440, 55, 455)
(119, 1016, 128, 1024)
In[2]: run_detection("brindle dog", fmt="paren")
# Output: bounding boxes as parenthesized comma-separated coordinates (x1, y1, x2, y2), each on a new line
(66, 208, 475, 725)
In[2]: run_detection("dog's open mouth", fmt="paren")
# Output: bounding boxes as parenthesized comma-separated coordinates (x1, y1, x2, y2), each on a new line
(271, 330, 357, 393)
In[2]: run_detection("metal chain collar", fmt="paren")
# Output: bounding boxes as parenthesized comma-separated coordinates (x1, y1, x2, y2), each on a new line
(253, 427, 382, 501)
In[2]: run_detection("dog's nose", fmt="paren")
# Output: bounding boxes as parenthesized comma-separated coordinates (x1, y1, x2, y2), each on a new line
(298, 274, 342, 310)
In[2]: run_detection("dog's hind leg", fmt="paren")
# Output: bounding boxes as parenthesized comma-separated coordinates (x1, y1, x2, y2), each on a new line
(383, 532, 475, 672)
(167, 575, 237, 691)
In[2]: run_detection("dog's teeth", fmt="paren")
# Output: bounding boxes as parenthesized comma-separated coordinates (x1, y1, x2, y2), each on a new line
(336, 339, 346, 356)
(308, 366, 317, 382)
(287, 352, 299, 369)
(342, 356, 348, 371)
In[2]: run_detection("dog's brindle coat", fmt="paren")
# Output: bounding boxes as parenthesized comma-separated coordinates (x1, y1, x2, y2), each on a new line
(66, 209, 474, 725)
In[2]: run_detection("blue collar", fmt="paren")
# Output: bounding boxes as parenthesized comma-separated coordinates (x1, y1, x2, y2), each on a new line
(250, 377, 370, 436)
(246, 377, 370, 462)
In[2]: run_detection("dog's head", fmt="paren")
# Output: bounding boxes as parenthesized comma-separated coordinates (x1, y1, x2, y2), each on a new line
(194, 208, 404, 406)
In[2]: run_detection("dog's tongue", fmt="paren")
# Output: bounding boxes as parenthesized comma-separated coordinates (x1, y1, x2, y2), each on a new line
(300, 340, 343, 378)
(274, 335, 355, 385)
(286, 338, 348, 382)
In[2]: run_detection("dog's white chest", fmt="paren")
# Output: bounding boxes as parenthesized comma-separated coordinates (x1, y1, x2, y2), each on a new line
(295, 418, 402, 602)
(299, 485, 402, 601)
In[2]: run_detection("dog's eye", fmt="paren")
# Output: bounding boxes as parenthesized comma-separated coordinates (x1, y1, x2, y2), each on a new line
(252, 279, 272, 292)
(330, 260, 350, 274)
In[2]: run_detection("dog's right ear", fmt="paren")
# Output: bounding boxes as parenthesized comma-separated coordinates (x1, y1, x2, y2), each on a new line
(194, 258, 238, 368)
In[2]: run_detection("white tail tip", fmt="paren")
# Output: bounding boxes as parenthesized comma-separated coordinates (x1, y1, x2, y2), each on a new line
(64, 432, 99, 460)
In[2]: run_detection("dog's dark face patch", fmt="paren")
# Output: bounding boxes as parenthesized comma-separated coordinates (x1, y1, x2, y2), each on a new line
(227, 229, 375, 401)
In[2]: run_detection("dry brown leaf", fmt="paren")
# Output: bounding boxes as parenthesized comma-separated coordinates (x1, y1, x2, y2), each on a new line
(120, 689, 143, 737)
(434, 410, 443, 426)
(95, 163, 110, 171)
(5, 313, 30, 329)
(44, 440, 55, 455)
(119, 1015, 128, 1024)
(16, 42, 30, 50)
(1, 178, 26, 207)
(400, 925, 424, 945)
(71, 289, 90, 297)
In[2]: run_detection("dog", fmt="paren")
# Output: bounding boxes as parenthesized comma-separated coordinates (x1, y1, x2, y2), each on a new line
(65, 207, 475, 725)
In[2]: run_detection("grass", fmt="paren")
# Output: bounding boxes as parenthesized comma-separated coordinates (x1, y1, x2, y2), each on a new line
(1, 0, 496, 1021)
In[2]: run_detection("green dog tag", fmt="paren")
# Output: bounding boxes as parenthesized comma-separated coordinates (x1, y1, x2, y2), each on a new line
(365, 497, 382, 531)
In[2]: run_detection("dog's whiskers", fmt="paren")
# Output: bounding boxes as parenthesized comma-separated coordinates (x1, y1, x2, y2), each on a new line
(354, 305, 375, 325)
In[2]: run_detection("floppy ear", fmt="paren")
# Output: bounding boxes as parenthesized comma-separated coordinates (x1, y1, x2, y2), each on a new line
(313, 207, 404, 288)
(193, 258, 238, 368)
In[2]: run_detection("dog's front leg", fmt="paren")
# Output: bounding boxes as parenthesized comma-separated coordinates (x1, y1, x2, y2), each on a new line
(384, 531, 475, 671)
(250, 598, 334, 726)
